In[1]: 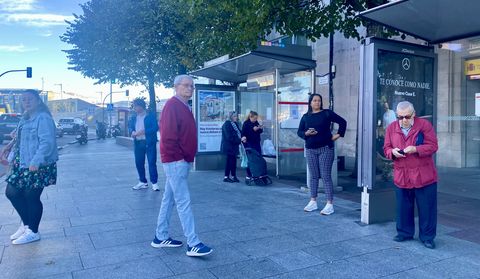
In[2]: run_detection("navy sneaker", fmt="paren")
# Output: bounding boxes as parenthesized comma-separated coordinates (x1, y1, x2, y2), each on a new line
(186, 242, 213, 257)
(151, 237, 183, 248)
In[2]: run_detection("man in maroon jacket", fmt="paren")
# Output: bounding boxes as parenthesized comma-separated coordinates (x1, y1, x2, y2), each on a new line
(150, 75, 213, 257)
(384, 101, 438, 249)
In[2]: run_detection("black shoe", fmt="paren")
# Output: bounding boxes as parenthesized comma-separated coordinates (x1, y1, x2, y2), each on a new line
(223, 177, 233, 183)
(393, 235, 413, 242)
(232, 177, 240, 183)
(423, 240, 436, 249)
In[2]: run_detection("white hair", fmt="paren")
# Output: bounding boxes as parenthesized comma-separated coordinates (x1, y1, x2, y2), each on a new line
(173, 75, 194, 86)
(396, 101, 415, 113)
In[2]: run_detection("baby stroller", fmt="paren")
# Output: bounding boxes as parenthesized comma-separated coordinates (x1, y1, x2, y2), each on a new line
(244, 147, 272, 186)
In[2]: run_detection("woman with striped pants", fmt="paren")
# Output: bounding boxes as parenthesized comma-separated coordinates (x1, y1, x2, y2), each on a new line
(297, 94, 347, 215)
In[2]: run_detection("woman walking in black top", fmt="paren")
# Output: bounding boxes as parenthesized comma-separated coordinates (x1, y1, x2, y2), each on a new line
(297, 94, 346, 215)
(221, 111, 242, 182)
(241, 111, 263, 182)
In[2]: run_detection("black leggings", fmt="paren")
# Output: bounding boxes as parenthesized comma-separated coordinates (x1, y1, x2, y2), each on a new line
(5, 184, 44, 233)
(224, 155, 237, 177)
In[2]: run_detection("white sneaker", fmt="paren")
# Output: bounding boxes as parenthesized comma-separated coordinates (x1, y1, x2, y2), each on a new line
(304, 200, 318, 212)
(12, 228, 40, 245)
(10, 224, 27, 240)
(152, 183, 160, 191)
(132, 182, 148, 190)
(320, 203, 334, 215)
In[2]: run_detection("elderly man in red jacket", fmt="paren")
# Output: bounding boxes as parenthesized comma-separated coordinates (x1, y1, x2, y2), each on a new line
(383, 101, 438, 249)
(150, 75, 213, 257)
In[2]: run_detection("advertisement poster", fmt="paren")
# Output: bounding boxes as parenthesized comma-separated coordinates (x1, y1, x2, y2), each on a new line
(197, 90, 235, 152)
(279, 104, 308, 129)
(375, 50, 434, 183)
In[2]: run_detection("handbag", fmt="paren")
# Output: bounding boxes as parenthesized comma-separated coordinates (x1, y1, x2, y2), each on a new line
(240, 144, 248, 168)
(0, 138, 16, 166)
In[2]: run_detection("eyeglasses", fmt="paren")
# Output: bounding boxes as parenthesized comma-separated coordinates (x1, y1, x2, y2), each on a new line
(397, 114, 413, 120)
(179, 83, 195, 89)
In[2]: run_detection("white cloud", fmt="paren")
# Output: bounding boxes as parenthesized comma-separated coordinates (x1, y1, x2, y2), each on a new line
(1, 13, 74, 27)
(39, 31, 53, 37)
(0, 0, 36, 12)
(0, 44, 38, 52)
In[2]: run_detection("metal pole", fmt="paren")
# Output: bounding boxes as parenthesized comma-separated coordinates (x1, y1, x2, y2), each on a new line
(329, 32, 334, 111)
(306, 69, 317, 190)
(275, 68, 280, 178)
(54, 83, 63, 100)
(0, 69, 25, 78)
(109, 81, 112, 128)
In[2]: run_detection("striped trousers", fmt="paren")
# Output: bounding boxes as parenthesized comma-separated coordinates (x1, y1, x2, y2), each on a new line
(306, 146, 335, 201)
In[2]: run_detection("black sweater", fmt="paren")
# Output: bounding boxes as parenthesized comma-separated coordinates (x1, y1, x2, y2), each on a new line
(241, 120, 263, 152)
(221, 121, 241, 155)
(297, 109, 347, 149)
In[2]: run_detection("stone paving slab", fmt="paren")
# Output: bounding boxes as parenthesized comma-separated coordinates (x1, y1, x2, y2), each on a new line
(79, 241, 165, 269)
(39, 273, 74, 279)
(382, 255, 480, 279)
(267, 250, 324, 272)
(164, 270, 217, 279)
(209, 258, 288, 279)
(267, 259, 377, 279)
(0, 140, 479, 278)
(0, 252, 83, 279)
(72, 256, 173, 279)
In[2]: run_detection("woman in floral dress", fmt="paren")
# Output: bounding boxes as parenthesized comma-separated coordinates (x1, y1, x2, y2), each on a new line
(3, 89, 58, 245)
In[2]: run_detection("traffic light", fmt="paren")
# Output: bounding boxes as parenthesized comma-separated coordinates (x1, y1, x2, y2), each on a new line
(125, 89, 129, 96)
(26, 67, 32, 78)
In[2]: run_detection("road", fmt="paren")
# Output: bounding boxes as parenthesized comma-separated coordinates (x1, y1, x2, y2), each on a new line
(0, 132, 98, 177)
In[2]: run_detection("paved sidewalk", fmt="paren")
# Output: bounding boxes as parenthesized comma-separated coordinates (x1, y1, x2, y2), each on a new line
(0, 140, 479, 279)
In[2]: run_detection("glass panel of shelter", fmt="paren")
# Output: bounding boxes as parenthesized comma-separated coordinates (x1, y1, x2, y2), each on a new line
(277, 71, 312, 178)
(436, 38, 480, 199)
(375, 50, 435, 188)
(238, 70, 312, 178)
(239, 86, 276, 173)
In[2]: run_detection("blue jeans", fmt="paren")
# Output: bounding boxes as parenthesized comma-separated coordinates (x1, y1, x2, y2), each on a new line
(155, 160, 200, 247)
(134, 140, 158, 184)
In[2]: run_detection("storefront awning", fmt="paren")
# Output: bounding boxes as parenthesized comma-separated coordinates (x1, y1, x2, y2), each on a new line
(359, 0, 480, 44)
(190, 44, 316, 83)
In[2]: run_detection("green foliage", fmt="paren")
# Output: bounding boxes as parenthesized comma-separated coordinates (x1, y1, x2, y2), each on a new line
(176, 0, 400, 72)
(61, 0, 398, 103)
(61, 0, 187, 109)
(179, 0, 269, 69)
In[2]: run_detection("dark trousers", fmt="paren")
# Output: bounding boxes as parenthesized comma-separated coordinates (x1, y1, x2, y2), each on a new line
(395, 182, 437, 241)
(134, 139, 158, 184)
(224, 155, 237, 177)
(5, 184, 44, 233)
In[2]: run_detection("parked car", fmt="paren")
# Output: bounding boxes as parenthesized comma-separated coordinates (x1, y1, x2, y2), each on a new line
(55, 121, 64, 138)
(0, 113, 21, 144)
(58, 117, 88, 135)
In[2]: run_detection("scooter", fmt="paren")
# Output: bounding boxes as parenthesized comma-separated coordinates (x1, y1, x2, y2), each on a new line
(96, 121, 106, 140)
(111, 124, 121, 138)
(76, 126, 88, 145)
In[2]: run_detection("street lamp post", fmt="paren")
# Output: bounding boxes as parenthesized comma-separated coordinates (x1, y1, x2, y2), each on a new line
(0, 67, 32, 78)
(101, 89, 129, 124)
(54, 83, 63, 100)
(109, 82, 113, 130)
(97, 91, 103, 106)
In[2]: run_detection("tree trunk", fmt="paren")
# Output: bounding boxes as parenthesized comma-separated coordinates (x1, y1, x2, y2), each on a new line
(147, 73, 156, 113)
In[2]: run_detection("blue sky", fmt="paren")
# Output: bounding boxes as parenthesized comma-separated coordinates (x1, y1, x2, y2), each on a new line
(0, 0, 172, 103)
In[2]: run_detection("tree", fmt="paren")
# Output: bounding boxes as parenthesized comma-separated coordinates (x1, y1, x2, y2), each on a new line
(61, 0, 186, 111)
(184, 0, 394, 55)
